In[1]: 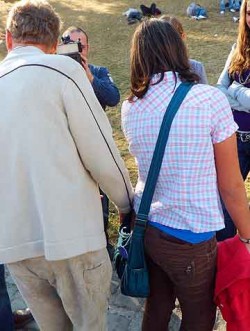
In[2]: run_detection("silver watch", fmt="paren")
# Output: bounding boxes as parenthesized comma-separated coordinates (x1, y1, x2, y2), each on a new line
(239, 236, 250, 244)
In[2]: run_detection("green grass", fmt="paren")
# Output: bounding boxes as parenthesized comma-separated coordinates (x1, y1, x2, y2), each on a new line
(0, 0, 247, 240)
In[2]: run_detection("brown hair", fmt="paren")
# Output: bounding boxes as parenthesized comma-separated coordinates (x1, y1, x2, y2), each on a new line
(160, 15, 185, 38)
(6, 0, 62, 47)
(62, 26, 89, 44)
(128, 18, 198, 101)
(229, 0, 250, 75)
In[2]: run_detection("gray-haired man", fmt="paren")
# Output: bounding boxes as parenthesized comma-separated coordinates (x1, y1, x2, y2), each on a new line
(0, 1, 133, 330)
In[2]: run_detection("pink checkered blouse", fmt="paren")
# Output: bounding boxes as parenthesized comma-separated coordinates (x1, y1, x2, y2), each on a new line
(121, 72, 238, 233)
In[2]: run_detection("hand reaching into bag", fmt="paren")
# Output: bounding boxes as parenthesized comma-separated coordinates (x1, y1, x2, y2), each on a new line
(119, 209, 136, 230)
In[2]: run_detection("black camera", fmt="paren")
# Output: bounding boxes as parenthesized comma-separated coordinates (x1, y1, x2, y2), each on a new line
(57, 35, 82, 64)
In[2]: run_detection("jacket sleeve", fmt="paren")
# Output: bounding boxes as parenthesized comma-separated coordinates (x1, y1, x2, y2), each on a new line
(189, 59, 208, 84)
(62, 66, 133, 213)
(91, 67, 120, 108)
(216, 44, 249, 112)
(198, 63, 208, 84)
(217, 46, 234, 89)
(228, 81, 250, 111)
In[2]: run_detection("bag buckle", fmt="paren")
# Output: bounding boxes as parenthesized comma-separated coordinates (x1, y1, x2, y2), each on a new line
(135, 217, 147, 228)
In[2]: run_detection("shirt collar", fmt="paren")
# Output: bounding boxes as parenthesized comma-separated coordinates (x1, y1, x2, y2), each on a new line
(150, 71, 180, 85)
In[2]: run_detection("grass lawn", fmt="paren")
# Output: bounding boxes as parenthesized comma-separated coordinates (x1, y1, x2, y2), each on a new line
(0, 0, 249, 241)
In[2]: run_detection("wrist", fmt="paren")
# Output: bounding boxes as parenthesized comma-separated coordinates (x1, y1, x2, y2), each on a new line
(87, 72, 94, 83)
(239, 235, 250, 244)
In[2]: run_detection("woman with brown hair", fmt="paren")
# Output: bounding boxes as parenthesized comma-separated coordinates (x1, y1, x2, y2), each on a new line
(217, 0, 250, 241)
(121, 18, 250, 331)
(161, 15, 208, 84)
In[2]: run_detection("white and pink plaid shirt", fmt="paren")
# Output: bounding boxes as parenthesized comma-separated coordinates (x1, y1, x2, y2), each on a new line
(121, 72, 238, 233)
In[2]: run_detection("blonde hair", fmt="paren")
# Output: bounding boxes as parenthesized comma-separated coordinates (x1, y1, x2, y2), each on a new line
(6, 0, 62, 46)
(229, 0, 250, 75)
(160, 15, 185, 38)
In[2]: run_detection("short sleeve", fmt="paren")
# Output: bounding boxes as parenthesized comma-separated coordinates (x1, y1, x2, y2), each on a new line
(210, 88, 238, 144)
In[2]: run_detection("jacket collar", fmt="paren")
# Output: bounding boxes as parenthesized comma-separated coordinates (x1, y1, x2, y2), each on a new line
(8, 45, 45, 57)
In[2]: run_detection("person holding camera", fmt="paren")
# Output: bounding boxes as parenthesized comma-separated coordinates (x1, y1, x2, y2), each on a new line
(62, 26, 121, 259)
(62, 26, 120, 110)
(0, 1, 133, 330)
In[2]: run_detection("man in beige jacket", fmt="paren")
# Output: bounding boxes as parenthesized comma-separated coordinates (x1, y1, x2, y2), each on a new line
(0, 1, 133, 330)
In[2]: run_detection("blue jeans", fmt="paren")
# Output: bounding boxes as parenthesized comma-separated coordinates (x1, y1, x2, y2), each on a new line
(220, 0, 241, 11)
(195, 7, 207, 17)
(0, 265, 14, 331)
(217, 138, 250, 241)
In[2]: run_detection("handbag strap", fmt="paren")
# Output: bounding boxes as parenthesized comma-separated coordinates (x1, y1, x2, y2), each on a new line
(136, 82, 194, 227)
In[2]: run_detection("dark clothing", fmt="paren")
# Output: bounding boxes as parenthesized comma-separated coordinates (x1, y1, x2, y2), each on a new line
(142, 226, 217, 331)
(89, 64, 120, 110)
(0, 265, 14, 331)
(89, 64, 120, 258)
(140, 3, 161, 16)
(217, 137, 250, 241)
(100, 188, 109, 235)
(233, 110, 250, 131)
(217, 69, 250, 241)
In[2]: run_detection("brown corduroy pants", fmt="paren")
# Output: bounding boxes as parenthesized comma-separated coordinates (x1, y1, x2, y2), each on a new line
(142, 226, 217, 331)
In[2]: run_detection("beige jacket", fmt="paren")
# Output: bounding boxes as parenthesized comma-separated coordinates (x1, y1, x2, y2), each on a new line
(0, 46, 133, 263)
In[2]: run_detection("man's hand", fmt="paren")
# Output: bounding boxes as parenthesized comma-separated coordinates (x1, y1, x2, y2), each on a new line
(119, 210, 136, 229)
(79, 53, 94, 83)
